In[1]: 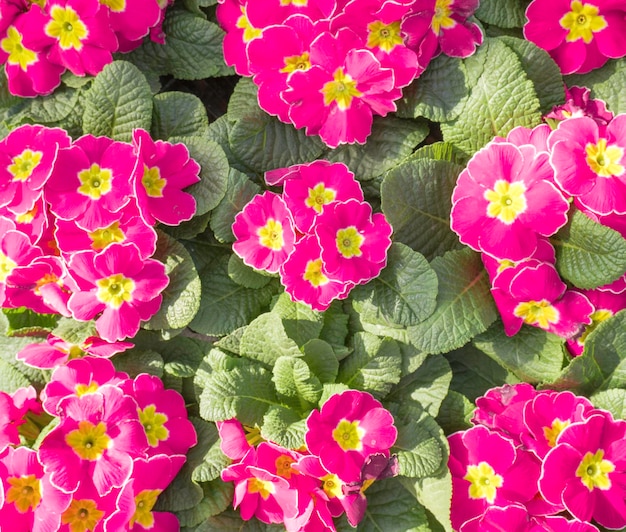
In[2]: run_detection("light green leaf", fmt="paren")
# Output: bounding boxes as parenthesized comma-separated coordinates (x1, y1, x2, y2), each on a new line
(381, 158, 464, 260)
(407, 249, 497, 354)
(2, 308, 58, 337)
(228, 254, 272, 289)
(567, 57, 626, 114)
(338, 332, 402, 400)
(112, 349, 164, 378)
(436, 390, 474, 435)
(271, 292, 323, 347)
(273, 356, 322, 408)
(475, 0, 527, 27)
(261, 405, 308, 449)
(441, 38, 542, 156)
(214, 327, 246, 356)
(301, 339, 339, 384)
(51, 318, 97, 346)
(319, 382, 350, 406)
(553, 209, 626, 289)
(144, 230, 201, 331)
(0, 358, 30, 393)
(240, 312, 301, 367)
(176, 479, 234, 527)
(152, 92, 209, 140)
(412, 472, 454, 532)
(351, 243, 438, 327)
(591, 389, 626, 420)
(82, 61, 153, 142)
(397, 55, 469, 122)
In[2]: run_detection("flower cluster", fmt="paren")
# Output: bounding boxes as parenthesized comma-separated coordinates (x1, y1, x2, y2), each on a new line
(0, 356, 197, 530)
(524, 0, 626, 75)
(219, 390, 398, 530)
(232, 160, 393, 311)
(449, 383, 626, 531)
(450, 89, 626, 355)
(216, 0, 483, 147)
(0, 124, 201, 347)
(0, 0, 171, 97)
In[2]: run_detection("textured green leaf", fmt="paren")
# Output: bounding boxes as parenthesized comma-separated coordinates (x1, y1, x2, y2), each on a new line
(228, 254, 273, 289)
(2, 308, 58, 337)
(261, 405, 308, 449)
(199, 509, 284, 532)
(338, 332, 402, 400)
(163, 211, 211, 240)
(381, 158, 464, 260)
(227, 77, 261, 121)
(82, 61, 153, 142)
(319, 301, 350, 353)
(240, 312, 302, 367)
(214, 327, 245, 356)
(152, 92, 210, 140)
(51, 318, 97, 345)
(301, 339, 339, 384)
(407, 249, 497, 354)
(436, 390, 474, 435)
(412, 472, 454, 532)
(144, 231, 201, 331)
(273, 356, 322, 409)
(159, 336, 206, 378)
(473, 320, 566, 384)
(24, 85, 80, 124)
(567, 57, 626, 114)
(351, 243, 438, 327)
(397, 55, 469, 122)
(475, 0, 527, 27)
(112, 349, 164, 378)
(441, 38, 542, 156)
(190, 254, 276, 337)
(591, 389, 626, 420)
(271, 292, 323, 347)
(0, 358, 30, 393)
(554, 209, 626, 289)
(190, 418, 229, 483)
(176, 479, 234, 527)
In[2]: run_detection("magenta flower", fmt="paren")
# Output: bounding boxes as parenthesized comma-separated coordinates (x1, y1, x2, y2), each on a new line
(448, 425, 542, 530)
(481, 237, 556, 285)
(217, 418, 254, 461)
(545, 85, 614, 127)
(45, 135, 135, 231)
(101, 0, 161, 53)
(524, 0, 626, 74)
(39, 385, 148, 496)
(132, 129, 200, 226)
(0, 389, 25, 452)
(67, 242, 169, 342)
(549, 115, 626, 215)
(539, 412, 626, 528)
(0, 229, 43, 306)
(1, 196, 51, 246)
(58, 477, 120, 532)
(451, 141, 570, 261)
(283, 28, 400, 148)
(305, 390, 397, 483)
(232, 191, 297, 274)
(492, 123, 552, 154)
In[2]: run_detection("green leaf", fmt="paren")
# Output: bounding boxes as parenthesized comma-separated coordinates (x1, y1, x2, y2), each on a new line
(82, 60, 153, 142)
(381, 158, 464, 261)
(475, 0, 527, 27)
(397, 55, 469, 122)
(209, 168, 261, 243)
(473, 320, 566, 384)
(112, 349, 164, 378)
(273, 356, 322, 408)
(2, 308, 58, 337)
(271, 292, 324, 347)
(214, 326, 245, 355)
(591, 389, 626, 420)
(0, 358, 31, 393)
(144, 231, 201, 331)
(351, 243, 438, 327)
(152, 92, 209, 140)
(407, 249, 497, 354)
(436, 390, 474, 435)
(411, 472, 454, 532)
(176, 479, 234, 527)
(227, 77, 261, 121)
(337, 332, 402, 400)
(228, 254, 272, 289)
(188, 418, 228, 484)
(51, 318, 97, 345)
(554, 209, 626, 289)
(23, 85, 80, 124)
(127, 10, 231, 79)
(199, 509, 284, 532)
(441, 38, 542, 157)
(239, 312, 302, 367)
(190, 254, 276, 337)
(159, 336, 207, 378)
(567, 57, 626, 114)
(261, 405, 308, 449)
(319, 301, 350, 353)
(301, 339, 339, 384)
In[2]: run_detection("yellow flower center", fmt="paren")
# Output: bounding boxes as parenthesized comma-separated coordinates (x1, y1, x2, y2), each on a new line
(236, 8, 262, 42)
(332, 419, 364, 451)
(303, 259, 329, 287)
(432, 0, 456, 34)
(579, 308, 613, 345)
(513, 299, 559, 329)
(335, 226, 364, 258)
(130, 489, 161, 529)
(543, 418, 570, 448)
(65, 420, 111, 461)
(258, 218, 284, 250)
(99, 0, 125, 12)
(8, 149, 43, 181)
(15, 204, 38, 224)
(142, 165, 166, 198)
(322, 68, 362, 111)
(560, 1, 607, 44)
(275, 455, 297, 479)
(45, 5, 88, 50)
(305, 183, 336, 214)
(88, 222, 126, 251)
(138, 404, 169, 447)
(280, 52, 311, 73)
(247, 478, 275, 500)
(1, 26, 37, 70)
(321, 473, 343, 499)
(280, 0, 307, 5)
(75, 381, 99, 397)
(77, 163, 113, 199)
(585, 138, 625, 178)
(61, 499, 105, 532)
(0, 252, 17, 283)
(96, 273, 135, 309)
(576, 449, 615, 491)
(484, 180, 527, 224)
(464, 462, 503, 504)
(366, 20, 404, 53)
(6, 475, 41, 513)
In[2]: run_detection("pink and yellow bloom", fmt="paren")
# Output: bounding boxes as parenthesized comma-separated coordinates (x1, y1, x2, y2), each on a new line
(545, 85, 614, 127)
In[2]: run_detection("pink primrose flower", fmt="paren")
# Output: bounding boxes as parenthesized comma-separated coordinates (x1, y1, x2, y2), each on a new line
(316, 199, 392, 285)
(131, 129, 200, 226)
(283, 28, 400, 148)
(448, 425, 542, 530)
(492, 123, 552, 154)
(524, 0, 626, 74)
(45, 135, 136, 231)
(100, 0, 161, 52)
(120, 373, 197, 456)
(232, 191, 297, 274)
(490, 260, 594, 338)
(57, 477, 120, 532)
(451, 141, 570, 262)
(304, 390, 397, 483)
(245, 0, 336, 23)
(0, 8, 65, 97)
(0, 229, 43, 306)
(44, 0, 119, 76)
(1, 196, 52, 246)
(0, 0, 26, 37)
(0, 124, 70, 214)
(545, 85, 614, 127)
(549, 115, 626, 215)
(66, 242, 169, 342)
(279, 234, 352, 312)
(216, 418, 254, 461)
(539, 412, 626, 528)
(39, 385, 148, 496)
(0, 389, 24, 451)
